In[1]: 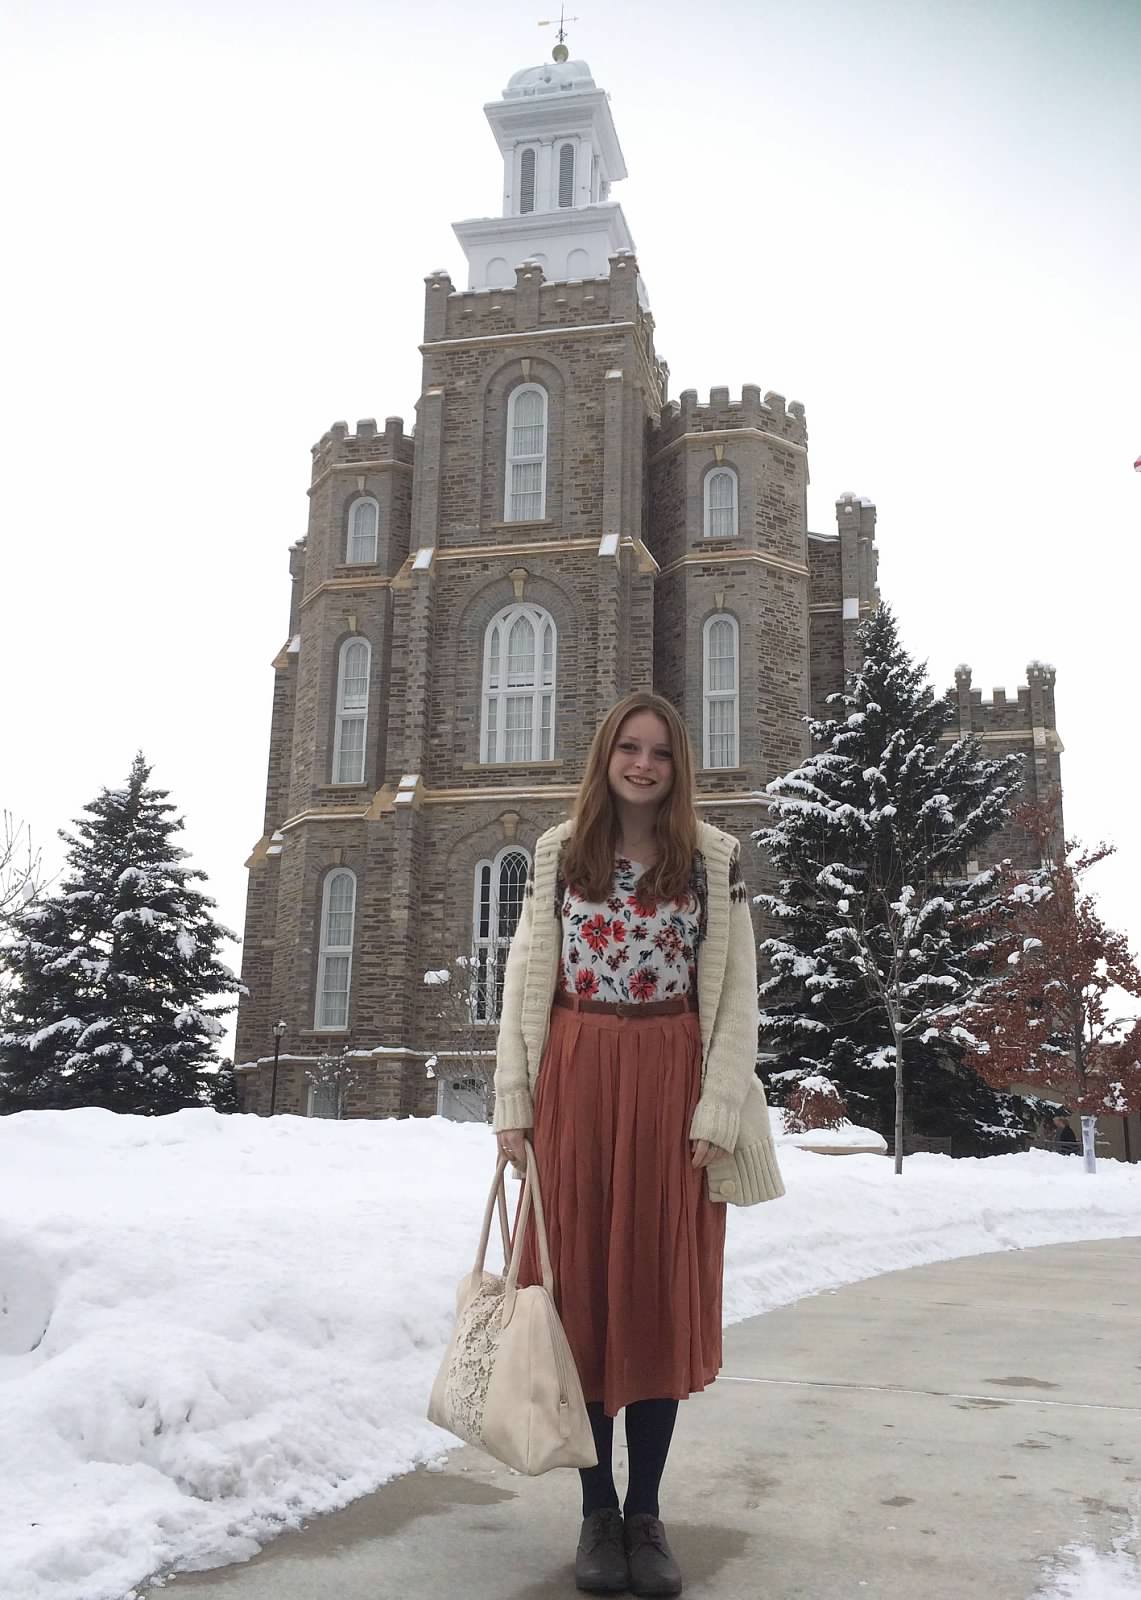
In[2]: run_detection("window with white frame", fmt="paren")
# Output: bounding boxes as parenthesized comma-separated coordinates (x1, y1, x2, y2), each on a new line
(558, 142, 575, 208)
(472, 848, 530, 1021)
(703, 613, 740, 768)
(519, 148, 537, 214)
(481, 604, 556, 763)
(704, 467, 739, 538)
(332, 637, 370, 784)
(346, 497, 379, 563)
(315, 868, 356, 1030)
(504, 384, 548, 522)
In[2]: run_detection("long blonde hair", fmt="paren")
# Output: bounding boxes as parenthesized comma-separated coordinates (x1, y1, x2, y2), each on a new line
(561, 692, 698, 903)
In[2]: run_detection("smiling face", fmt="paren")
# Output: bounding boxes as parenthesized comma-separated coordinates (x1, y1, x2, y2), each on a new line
(607, 710, 674, 812)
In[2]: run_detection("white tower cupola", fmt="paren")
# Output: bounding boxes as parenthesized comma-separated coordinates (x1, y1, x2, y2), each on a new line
(453, 49, 638, 293)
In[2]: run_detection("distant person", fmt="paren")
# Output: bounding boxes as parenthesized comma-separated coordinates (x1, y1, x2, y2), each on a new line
(494, 692, 785, 1597)
(1050, 1114, 1079, 1155)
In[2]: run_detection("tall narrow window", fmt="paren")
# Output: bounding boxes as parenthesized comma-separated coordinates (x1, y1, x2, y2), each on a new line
(315, 869, 356, 1030)
(347, 497, 379, 563)
(504, 384, 548, 522)
(481, 603, 556, 763)
(704, 467, 739, 538)
(307, 1081, 339, 1118)
(332, 637, 370, 784)
(558, 142, 575, 208)
(703, 613, 740, 768)
(472, 849, 530, 1021)
(519, 148, 536, 214)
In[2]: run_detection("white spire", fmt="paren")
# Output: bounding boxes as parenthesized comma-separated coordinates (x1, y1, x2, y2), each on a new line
(452, 53, 636, 292)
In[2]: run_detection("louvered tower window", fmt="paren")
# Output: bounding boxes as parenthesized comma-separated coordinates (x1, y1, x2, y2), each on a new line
(558, 142, 575, 208)
(519, 148, 536, 214)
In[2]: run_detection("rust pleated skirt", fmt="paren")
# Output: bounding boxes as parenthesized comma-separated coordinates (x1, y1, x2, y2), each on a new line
(514, 1002, 727, 1418)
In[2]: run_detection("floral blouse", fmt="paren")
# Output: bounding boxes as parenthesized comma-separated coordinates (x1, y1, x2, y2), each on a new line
(556, 855, 707, 1004)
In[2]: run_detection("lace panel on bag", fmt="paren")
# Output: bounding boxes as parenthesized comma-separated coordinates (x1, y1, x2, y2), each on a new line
(441, 1276, 505, 1446)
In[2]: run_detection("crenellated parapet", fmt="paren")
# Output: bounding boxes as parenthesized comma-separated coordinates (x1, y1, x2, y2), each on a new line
(652, 385, 808, 451)
(421, 251, 655, 354)
(950, 661, 1060, 742)
(310, 416, 415, 482)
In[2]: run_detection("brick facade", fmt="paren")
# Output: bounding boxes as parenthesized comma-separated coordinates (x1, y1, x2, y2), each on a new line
(233, 254, 1060, 1117)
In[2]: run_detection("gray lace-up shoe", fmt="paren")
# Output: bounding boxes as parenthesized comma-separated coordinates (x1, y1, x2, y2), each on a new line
(623, 1513, 683, 1597)
(575, 1507, 628, 1593)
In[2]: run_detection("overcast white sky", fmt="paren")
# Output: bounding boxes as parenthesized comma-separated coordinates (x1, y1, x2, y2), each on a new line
(3, 0, 1139, 1053)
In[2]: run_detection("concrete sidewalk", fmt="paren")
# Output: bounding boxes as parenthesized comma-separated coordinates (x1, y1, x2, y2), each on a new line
(153, 1238, 1141, 1600)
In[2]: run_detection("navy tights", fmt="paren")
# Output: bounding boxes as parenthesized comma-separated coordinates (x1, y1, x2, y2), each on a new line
(579, 1398, 680, 1520)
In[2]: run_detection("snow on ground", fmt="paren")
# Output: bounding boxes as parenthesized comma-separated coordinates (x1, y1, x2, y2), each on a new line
(1033, 1536, 1141, 1598)
(1, 1109, 1139, 1600)
(780, 1121, 889, 1152)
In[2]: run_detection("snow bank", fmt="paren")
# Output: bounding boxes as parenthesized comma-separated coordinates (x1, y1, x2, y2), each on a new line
(780, 1120, 888, 1152)
(1, 1109, 1139, 1600)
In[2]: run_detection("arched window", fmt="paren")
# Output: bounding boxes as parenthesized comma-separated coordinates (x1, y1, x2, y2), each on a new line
(703, 613, 740, 768)
(332, 637, 370, 784)
(481, 603, 556, 763)
(315, 869, 356, 1030)
(504, 384, 548, 522)
(704, 467, 739, 538)
(519, 148, 537, 215)
(346, 497, 379, 564)
(558, 142, 575, 208)
(472, 848, 531, 1021)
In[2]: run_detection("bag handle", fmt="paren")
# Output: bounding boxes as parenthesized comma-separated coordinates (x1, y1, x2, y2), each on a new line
(505, 1140, 554, 1296)
(471, 1155, 516, 1279)
(470, 1142, 555, 1320)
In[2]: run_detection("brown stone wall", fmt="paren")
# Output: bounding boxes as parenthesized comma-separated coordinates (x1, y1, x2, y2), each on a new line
(945, 662, 1063, 872)
(287, 583, 393, 811)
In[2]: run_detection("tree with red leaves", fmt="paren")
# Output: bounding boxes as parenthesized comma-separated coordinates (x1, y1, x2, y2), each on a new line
(954, 803, 1141, 1150)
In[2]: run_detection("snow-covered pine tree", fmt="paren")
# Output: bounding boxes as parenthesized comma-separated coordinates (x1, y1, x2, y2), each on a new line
(0, 755, 241, 1114)
(754, 605, 1030, 1166)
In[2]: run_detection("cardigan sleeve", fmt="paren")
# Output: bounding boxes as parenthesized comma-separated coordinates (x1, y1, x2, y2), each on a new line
(688, 846, 759, 1153)
(492, 876, 536, 1133)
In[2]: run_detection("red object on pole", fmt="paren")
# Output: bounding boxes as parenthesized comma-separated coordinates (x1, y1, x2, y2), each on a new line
(1134, 454, 1141, 472)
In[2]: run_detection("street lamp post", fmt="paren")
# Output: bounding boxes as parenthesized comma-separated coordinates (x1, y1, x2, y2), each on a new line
(270, 1019, 287, 1116)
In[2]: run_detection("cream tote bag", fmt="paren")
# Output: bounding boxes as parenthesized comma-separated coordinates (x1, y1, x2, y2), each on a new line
(428, 1140, 597, 1475)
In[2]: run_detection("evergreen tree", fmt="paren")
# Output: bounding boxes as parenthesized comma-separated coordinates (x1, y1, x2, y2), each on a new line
(0, 755, 242, 1114)
(754, 606, 1031, 1164)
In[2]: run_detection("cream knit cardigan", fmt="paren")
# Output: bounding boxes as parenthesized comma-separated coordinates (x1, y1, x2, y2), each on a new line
(492, 819, 785, 1208)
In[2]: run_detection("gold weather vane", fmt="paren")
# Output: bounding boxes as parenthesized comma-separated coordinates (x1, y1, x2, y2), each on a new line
(538, 5, 579, 61)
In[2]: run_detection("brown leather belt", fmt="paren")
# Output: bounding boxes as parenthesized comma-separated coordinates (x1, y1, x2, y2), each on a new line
(553, 991, 698, 1019)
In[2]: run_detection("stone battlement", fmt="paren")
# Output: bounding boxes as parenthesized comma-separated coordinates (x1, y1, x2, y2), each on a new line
(653, 386, 808, 450)
(421, 253, 654, 347)
(310, 416, 414, 481)
(950, 661, 1058, 737)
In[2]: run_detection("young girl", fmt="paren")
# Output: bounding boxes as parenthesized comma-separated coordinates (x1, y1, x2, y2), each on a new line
(493, 692, 784, 1597)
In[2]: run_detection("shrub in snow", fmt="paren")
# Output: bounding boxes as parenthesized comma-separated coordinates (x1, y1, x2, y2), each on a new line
(778, 1070, 848, 1133)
